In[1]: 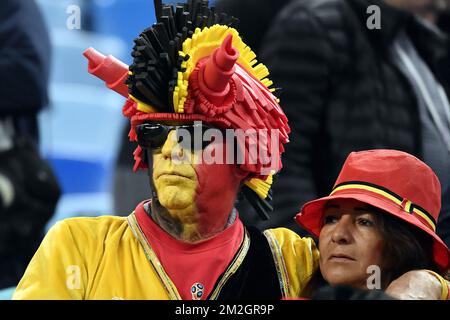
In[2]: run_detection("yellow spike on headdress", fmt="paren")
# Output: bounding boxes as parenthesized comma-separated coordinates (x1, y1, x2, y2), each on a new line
(261, 79, 273, 88)
(244, 174, 274, 199)
(129, 95, 157, 113)
(173, 25, 275, 114)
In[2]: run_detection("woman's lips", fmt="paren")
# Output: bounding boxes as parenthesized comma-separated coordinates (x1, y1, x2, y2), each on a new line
(329, 254, 356, 262)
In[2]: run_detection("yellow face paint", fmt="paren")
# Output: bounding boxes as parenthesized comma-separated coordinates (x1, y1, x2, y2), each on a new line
(152, 131, 199, 226)
(151, 130, 245, 242)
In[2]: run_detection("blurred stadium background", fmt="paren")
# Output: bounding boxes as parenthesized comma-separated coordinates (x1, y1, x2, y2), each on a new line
(38, 0, 153, 230)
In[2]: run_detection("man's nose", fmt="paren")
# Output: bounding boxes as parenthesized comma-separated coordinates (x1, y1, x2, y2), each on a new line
(331, 215, 354, 244)
(161, 131, 185, 160)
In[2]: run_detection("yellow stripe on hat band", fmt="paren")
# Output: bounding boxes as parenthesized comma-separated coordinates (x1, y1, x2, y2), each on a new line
(331, 184, 402, 206)
(330, 183, 436, 231)
(412, 207, 436, 232)
(404, 200, 412, 213)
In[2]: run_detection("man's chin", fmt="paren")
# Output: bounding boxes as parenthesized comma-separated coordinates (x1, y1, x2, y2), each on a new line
(157, 186, 195, 211)
(160, 201, 193, 211)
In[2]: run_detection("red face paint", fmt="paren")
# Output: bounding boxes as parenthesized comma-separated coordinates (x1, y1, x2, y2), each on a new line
(194, 139, 247, 236)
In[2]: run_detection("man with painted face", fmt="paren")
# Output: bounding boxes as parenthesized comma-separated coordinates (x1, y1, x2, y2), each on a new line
(12, 0, 313, 300)
(13, 0, 446, 300)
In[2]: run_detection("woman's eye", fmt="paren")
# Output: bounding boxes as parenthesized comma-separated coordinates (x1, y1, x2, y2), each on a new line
(357, 218, 374, 227)
(323, 215, 338, 225)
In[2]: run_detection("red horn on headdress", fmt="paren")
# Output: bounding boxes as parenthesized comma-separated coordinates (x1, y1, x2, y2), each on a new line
(200, 34, 239, 105)
(83, 47, 129, 97)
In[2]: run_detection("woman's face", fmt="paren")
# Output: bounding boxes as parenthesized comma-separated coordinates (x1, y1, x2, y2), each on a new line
(319, 199, 385, 289)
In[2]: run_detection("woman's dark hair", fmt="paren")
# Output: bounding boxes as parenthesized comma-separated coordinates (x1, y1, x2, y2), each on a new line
(376, 210, 436, 287)
(302, 205, 437, 297)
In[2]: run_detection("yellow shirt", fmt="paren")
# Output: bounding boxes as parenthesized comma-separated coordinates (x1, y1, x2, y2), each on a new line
(13, 214, 319, 300)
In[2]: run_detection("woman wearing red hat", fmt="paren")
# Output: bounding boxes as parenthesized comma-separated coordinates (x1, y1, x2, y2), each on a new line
(296, 149, 450, 299)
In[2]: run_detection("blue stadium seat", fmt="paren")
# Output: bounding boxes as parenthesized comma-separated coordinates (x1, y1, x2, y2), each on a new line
(39, 83, 127, 230)
(89, 0, 155, 64)
(35, 0, 130, 229)
(35, 0, 85, 30)
(49, 29, 127, 85)
(0, 287, 15, 300)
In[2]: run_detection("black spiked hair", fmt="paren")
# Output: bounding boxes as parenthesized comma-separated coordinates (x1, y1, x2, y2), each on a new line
(126, 0, 239, 112)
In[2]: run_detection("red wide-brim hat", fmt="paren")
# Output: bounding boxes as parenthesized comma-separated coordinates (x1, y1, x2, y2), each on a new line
(295, 150, 450, 271)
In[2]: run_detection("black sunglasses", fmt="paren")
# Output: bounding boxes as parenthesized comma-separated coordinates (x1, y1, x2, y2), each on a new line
(135, 122, 219, 151)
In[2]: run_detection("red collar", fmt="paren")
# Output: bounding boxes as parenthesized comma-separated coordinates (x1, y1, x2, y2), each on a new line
(134, 201, 244, 300)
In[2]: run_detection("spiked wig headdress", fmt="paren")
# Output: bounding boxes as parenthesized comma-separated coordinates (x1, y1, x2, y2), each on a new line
(84, 0, 290, 219)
